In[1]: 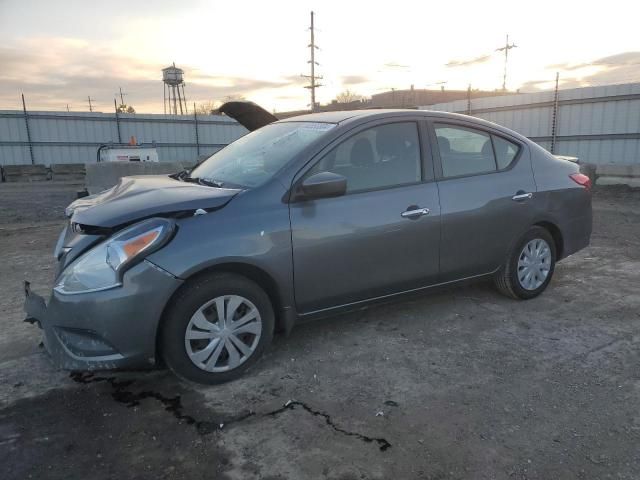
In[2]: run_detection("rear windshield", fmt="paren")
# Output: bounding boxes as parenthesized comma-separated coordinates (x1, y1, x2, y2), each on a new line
(190, 122, 336, 188)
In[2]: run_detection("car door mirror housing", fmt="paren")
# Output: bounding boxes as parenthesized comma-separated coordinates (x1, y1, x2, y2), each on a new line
(296, 171, 347, 201)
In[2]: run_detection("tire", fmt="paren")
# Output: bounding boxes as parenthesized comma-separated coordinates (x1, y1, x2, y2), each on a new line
(161, 272, 274, 384)
(494, 226, 556, 300)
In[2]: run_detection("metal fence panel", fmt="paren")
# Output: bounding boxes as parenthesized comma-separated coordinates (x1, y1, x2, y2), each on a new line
(421, 82, 640, 165)
(0, 110, 247, 166)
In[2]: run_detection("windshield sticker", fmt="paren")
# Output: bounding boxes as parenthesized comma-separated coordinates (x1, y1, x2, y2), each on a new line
(297, 122, 336, 132)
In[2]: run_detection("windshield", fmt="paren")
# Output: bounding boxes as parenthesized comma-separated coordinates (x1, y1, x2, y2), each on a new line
(190, 121, 336, 188)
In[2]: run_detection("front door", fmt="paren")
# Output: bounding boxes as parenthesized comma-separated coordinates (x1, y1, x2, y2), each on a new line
(289, 120, 441, 314)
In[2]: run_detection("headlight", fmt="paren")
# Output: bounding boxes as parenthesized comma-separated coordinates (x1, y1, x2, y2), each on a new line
(54, 218, 175, 295)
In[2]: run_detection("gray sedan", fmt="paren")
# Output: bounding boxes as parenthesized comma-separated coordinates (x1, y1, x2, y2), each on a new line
(24, 106, 592, 384)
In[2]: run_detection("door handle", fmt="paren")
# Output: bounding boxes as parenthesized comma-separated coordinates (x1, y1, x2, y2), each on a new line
(401, 207, 430, 218)
(512, 192, 533, 201)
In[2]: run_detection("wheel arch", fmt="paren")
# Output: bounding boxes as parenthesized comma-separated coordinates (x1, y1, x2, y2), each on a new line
(533, 220, 564, 259)
(155, 261, 291, 364)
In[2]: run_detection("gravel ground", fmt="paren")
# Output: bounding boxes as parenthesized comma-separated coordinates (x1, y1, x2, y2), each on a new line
(0, 181, 639, 480)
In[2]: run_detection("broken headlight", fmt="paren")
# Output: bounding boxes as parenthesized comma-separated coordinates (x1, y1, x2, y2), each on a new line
(54, 218, 175, 295)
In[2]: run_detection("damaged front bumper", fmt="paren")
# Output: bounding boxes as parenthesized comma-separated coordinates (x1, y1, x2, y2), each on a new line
(23, 260, 183, 371)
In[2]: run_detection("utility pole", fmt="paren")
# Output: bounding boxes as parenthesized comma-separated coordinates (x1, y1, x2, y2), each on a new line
(496, 34, 517, 91)
(116, 87, 127, 106)
(113, 98, 122, 143)
(301, 11, 322, 112)
(87, 96, 94, 112)
(551, 72, 560, 154)
(21, 93, 35, 165)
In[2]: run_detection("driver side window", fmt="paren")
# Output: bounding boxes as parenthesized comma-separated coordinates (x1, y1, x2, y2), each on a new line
(309, 122, 421, 193)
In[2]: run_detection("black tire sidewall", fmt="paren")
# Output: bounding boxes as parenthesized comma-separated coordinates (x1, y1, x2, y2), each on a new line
(161, 273, 274, 384)
(508, 227, 557, 299)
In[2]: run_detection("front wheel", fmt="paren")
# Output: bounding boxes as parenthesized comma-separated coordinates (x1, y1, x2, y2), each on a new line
(494, 226, 556, 300)
(161, 273, 274, 384)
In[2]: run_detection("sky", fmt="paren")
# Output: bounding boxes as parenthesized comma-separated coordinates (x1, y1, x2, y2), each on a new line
(1, 0, 639, 113)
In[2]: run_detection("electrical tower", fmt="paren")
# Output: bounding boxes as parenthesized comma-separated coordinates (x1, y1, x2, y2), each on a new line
(301, 11, 322, 112)
(87, 96, 94, 112)
(496, 34, 517, 91)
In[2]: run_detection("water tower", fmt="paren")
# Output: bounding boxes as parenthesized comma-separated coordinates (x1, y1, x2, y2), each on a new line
(162, 63, 187, 115)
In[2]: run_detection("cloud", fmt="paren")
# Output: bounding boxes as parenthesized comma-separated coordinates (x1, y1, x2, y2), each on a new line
(341, 75, 369, 86)
(546, 51, 640, 72)
(521, 51, 640, 91)
(0, 37, 301, 112)
(383, 63, 410, 69)
(446, 54, 492, 68)
(518, 79, 558, 92)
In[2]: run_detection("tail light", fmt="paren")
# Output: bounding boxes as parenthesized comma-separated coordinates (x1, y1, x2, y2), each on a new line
(569, 173, 592, 192)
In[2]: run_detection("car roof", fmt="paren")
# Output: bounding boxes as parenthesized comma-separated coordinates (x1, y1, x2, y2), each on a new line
(278, 109, 416, 124)
(277, 109, 530, 143)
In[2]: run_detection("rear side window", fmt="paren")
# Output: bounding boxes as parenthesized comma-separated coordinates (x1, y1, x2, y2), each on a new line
(492, 135, 520, 169)
(435, 124, 495, 177)
(434, 124, 520, 178)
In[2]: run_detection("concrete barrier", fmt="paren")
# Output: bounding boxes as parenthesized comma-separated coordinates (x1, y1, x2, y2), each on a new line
(596, 164, 640, 188)
(2, 165, 49, 182)
(85, 162, 191, 194)
(597, 164, 640, 178)
(6, 159, 635, 190)
(50, 163, 86, 182)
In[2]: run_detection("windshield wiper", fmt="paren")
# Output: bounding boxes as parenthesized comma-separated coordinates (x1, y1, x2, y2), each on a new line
(183, 176, 225, 188)
(170, 168, 192, 181)
(181, 175, 247, 189)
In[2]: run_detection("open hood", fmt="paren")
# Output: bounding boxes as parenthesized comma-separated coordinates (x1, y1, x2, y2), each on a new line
(217, 101, 278, 131)
(69, 175, 241, 228)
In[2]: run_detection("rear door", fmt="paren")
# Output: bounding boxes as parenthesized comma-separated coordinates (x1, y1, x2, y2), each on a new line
(429, 120, 536, 281)
(289, 119, 441, 314)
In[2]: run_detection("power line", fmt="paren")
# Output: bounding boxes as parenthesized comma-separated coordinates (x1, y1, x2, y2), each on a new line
(445, 34, 518, 90)
(425, 81, 448, 89)
(446, 54, 492, 67)
(301, 11, 323, 112)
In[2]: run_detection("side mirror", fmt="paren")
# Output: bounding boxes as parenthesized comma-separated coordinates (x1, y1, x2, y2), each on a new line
(297, 171, 347, 200)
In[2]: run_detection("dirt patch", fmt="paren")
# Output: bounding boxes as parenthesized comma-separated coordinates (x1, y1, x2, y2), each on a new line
(1, 182, 639, 479)
(1, 371, 234, 480)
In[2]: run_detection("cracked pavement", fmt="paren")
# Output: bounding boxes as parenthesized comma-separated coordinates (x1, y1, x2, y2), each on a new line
(1, 182, 639, 479)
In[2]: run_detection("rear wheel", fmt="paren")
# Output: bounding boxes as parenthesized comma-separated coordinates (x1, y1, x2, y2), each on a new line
(495, 226, 556, 300)
(161, 273, 274, 384)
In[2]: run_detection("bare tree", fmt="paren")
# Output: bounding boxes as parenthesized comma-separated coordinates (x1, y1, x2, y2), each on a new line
(195, 101, 219, 115)
(116, 104, 135, 114)
(220, 94, 246, 104)
(335, 89, 363, 103)
(196, 95, 246, 115)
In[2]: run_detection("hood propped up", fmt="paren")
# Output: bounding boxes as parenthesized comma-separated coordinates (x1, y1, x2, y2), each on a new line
(70, 175, 241, 228)
(217, 101, 278, 132)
